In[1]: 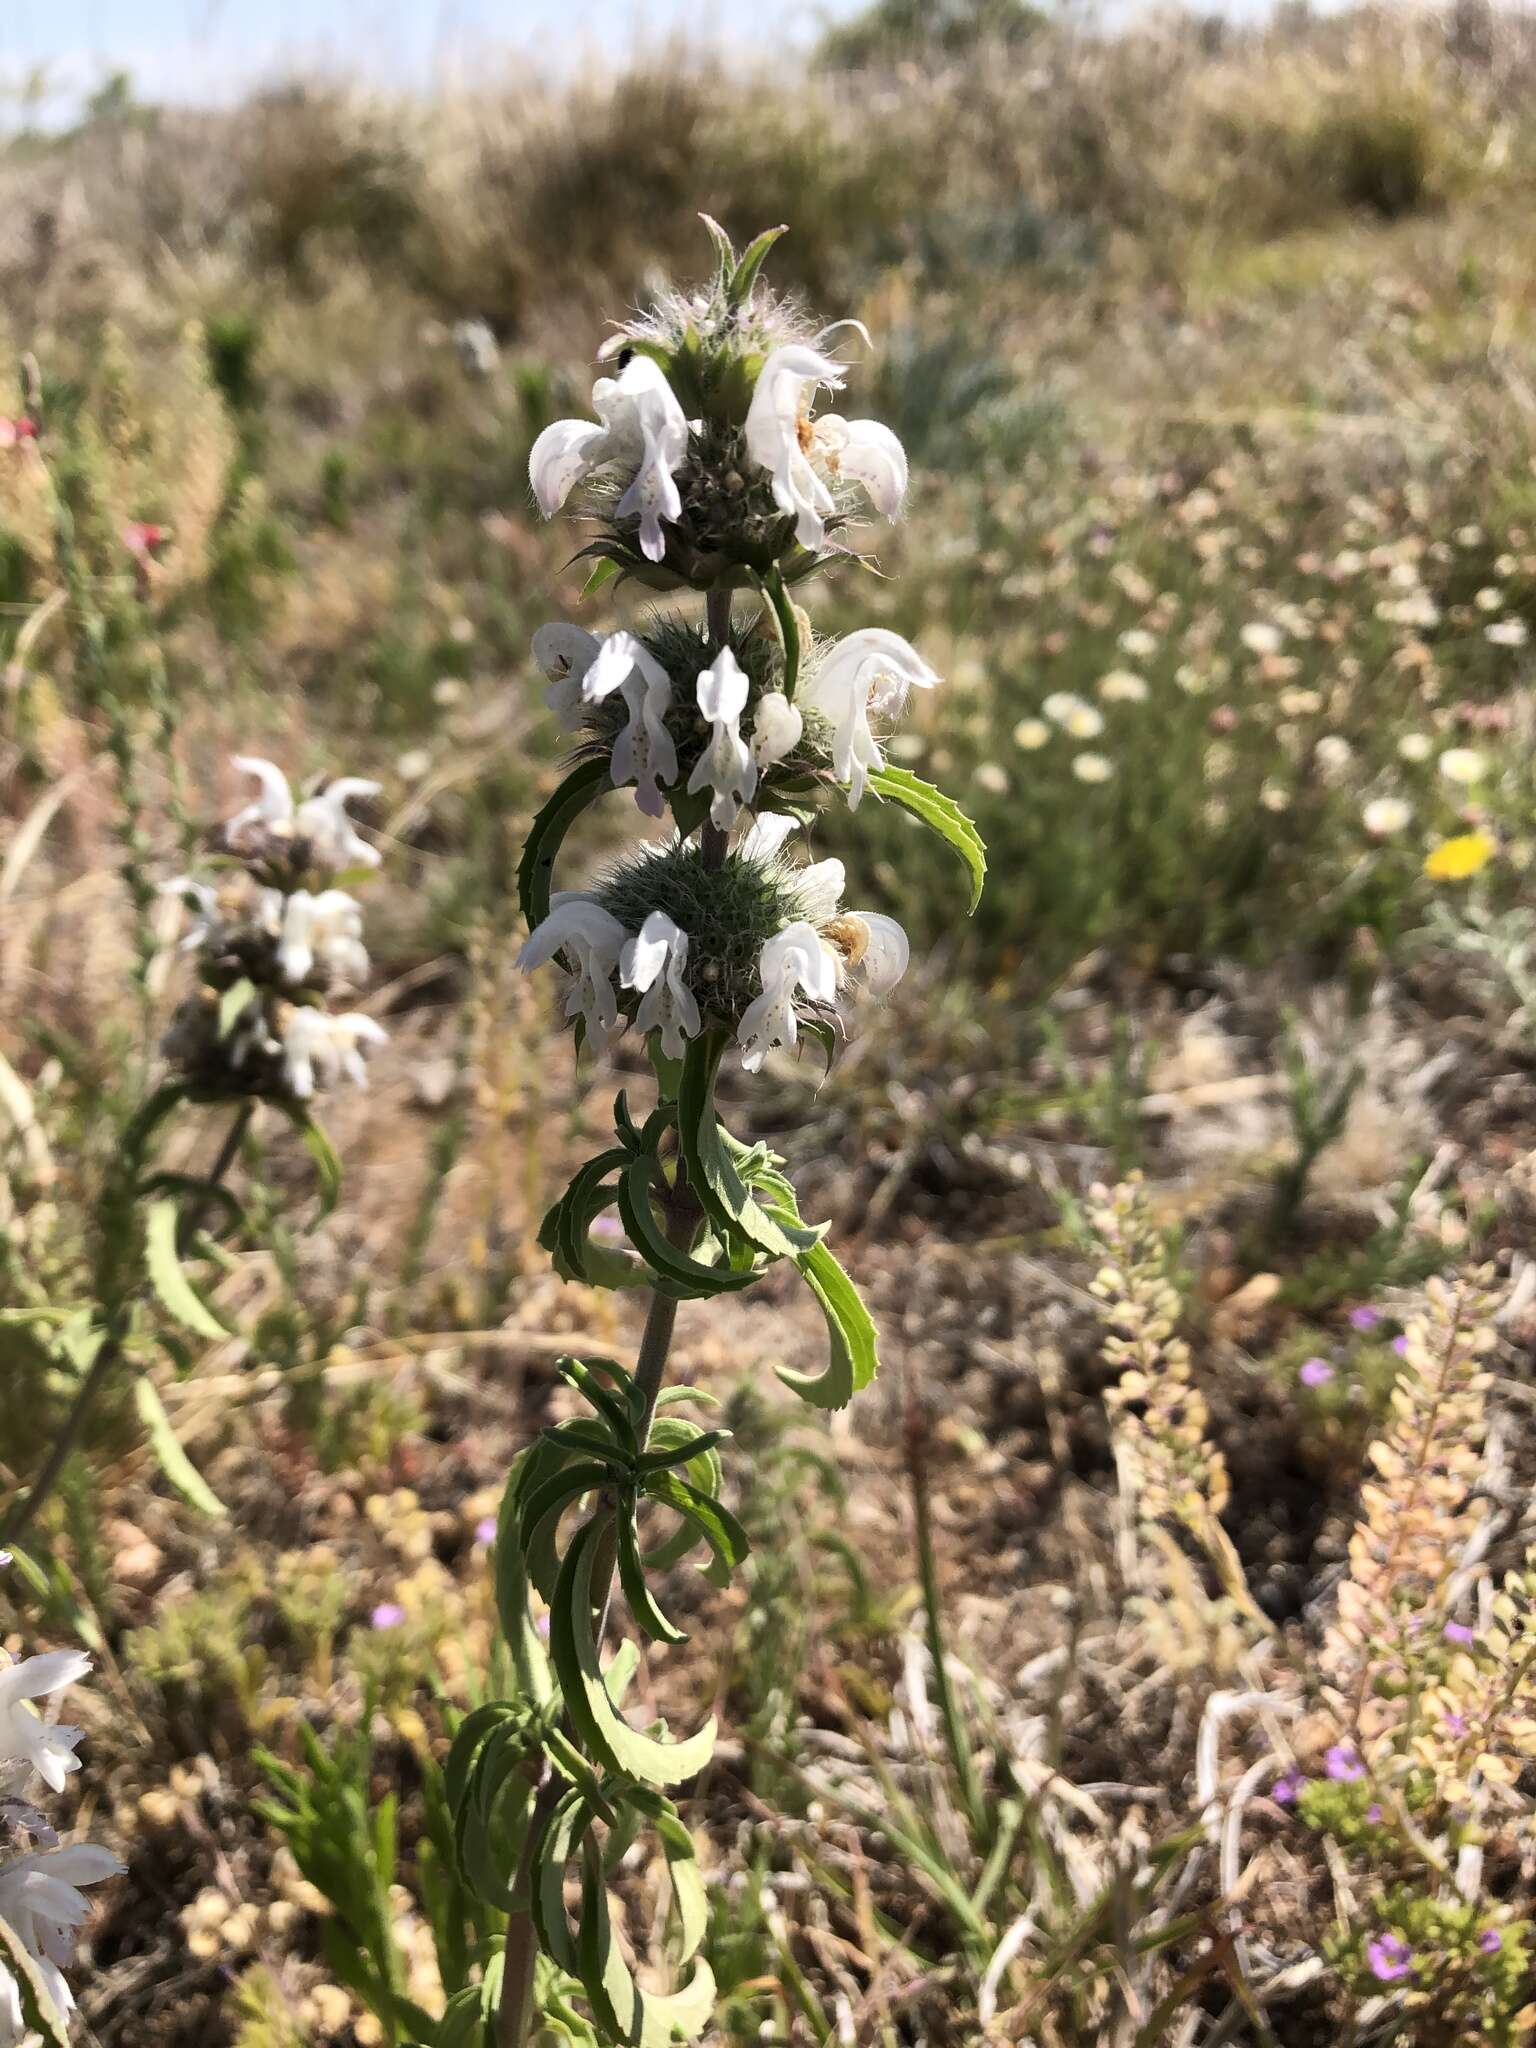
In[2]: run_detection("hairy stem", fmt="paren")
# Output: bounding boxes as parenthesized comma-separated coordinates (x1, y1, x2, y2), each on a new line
(3, 1103, 252, 1544)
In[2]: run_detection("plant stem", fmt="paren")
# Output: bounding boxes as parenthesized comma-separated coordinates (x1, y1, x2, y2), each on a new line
(497, 1185, 697, 2047)
(904, 1393, 988, 1841)
(3, 1102, 252, 1544)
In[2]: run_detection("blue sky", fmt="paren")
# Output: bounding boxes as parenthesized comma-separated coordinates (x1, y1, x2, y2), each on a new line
(0, 0, 862, 108)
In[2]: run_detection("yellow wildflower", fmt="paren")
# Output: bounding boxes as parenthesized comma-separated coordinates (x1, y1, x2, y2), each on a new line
(1424, 832, 1495, 881)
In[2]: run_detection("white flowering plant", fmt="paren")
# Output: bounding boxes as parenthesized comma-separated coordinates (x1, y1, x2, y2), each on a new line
(438, 222, 985, 2048)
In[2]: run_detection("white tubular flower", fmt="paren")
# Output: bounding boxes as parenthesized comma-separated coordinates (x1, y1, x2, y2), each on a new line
(293, 780, 382, 871)
(276, 891, 369, 987)
(687, 647, 756, 828)
(738, 922, 836, 1072)
(161, 876, 222, 954)
(528, 357, 690, 562)
(620, 911, 701, 1059)
(744, 344, 907, 552)
(533, 623, 601, 729)
(0, 1653, 89, 1797)
(0, 1842, 123, 2034)
(280, 1009, 387, 1099)
(802, 630, 941, 807)
(518, 897, 627, 1043)
(585, 633, 678, 818)
(750, 691, 803, 771)
(227, 759, 380, 871)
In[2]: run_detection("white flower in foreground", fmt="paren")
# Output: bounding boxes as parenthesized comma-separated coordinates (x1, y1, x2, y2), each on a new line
(0, 1653, 89, 1797)
(0, 1841, 123, 2035)
(687, 648, 756, 828)
(1363, 796, 1412, 837)
(1439, 746, 1487, 786)
(744, 345, 906, 552)
(736, 815, 908, 1070)
(276, 891, 369, 987)
(280, 1009, 387, 1099)
(532, 623, 601, 728)
(802, 629, 940, 808)
(518, 898, 627, 1044)
(528, 356, 689, 562)
(750, 692, 803, 772)
(584, 633, 679, 818)
(620, 912, 701, 1059)
(228, 758, 381, 871)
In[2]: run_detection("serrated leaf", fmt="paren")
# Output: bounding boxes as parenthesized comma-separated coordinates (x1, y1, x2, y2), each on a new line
(550, 1518, 715, 1787)
(134, 1377, 226, 1518)
(144, 1196, 228, 1341)
(867, 764, 986, 912)
(518, 757, 613, 931)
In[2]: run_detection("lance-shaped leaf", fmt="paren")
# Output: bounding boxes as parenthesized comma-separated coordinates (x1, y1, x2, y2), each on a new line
(616, 1152, 760, 1297)
(270, 1102, 345, 1218)
(642, 1470, 750, 1590)
(640, 1419, 725, 1573)
(769, 1224, 880, 1411)
(518, 757, 614, 930)
(578, 1838, 718, 2048)
(628, 1788, 711, 1962)
(558, 1354, 643, 1450)
(134, 1377, 226, 1518)
(520, 1460, 617, 1605)
(495, 1453, 556, 1704)
(551, 1518, 716, 1787)
(866, 764, 986, 912)
(144, 1195, 228, 1341)
(532, 1789, 594, 1975)
(616, 1505, 687, 1645)
(677, 1036, 820, 1263)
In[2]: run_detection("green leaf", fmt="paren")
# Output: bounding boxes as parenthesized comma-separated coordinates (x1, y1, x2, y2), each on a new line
(270, 1102, 345, 1218)
(550, 1518, 716, 1787)
(642, 1471, 750, 1588)
(144, 1196, 228, 1341)
(495, 1455, 555, 1705)
(134, 1377, 226, 1518)
(676, 1036, 819, 1264)
(616, 1507, 687, 1645)
(580, 557, 623, 601)
(518, 757, 613, 931)
(866, 764, 986, 912)
(770, 1229, 879, 1411)
(698, 211, 736, 278)
(0, 1915, 72, 2046)
(579, 1840, 717, 2048)
(628, 1789, 710, 1962)
(519, 1459, 616, 1603)
(757, 564, 801, 701)
(727, 224, 787, 309)
(218, 977, 257, 1040)
(616, 1153, 759, 1297)
(532, 1789, 591, 1975)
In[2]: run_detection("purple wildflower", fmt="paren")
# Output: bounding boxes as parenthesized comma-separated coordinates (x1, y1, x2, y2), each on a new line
(1444, 1620, 1477, 1645)
(1367, 1933, 1413, 1983)
(1392, 1334, 1409, 1357)
(1325, 1744, 1365, 1782)
(1479, 1929, 1504, 1956)
(1366, 1804, 1383, 1824)
(1271, 1770, 1305, 1806)
(1445, 1711, 1468, 1735)
(1299, 1358, 1334, 1387)
(474, 1516, 498, 1546)
(1349, 1306, 1381, 1332)
(371, 1601, 406, 1630)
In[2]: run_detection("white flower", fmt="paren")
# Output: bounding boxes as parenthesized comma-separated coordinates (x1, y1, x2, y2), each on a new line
(280, 1009, 387, 1099)
(736, 815, 908, 1069)
(802, 629, 940, 808)
(528, 357, 689, 562)
(1314, 735, 1354, 778)
(584, 633, 678, 817)
(744, 345, 906, 552)
(162, 876, 223, 954)
(276, 891, 369, 987)
(0, 1653, 89, 1796)
(1072, 752, 1113, 783)
(1439, 747, 1487, 785)
(738, 922, 836, 1072)
(750, 692, 803, 771)
(518, 897, 626, 1044)
(1398, 732, 1433, 763)
(532, 623, 601, 728)
(1486, 617, 1528, 648)
(227, 758, 381, 871)
(1098, 670, 1149, 703)
(687, 647, 757, 828)
(1013, 717, 1051, 750)
(620, 912, 701, 1058)
(1118, 628, 1158, 659)
(1240, 622, 1284, 657)
(0, 1841, 123, 2035)
(1363, 796, 1412, 836)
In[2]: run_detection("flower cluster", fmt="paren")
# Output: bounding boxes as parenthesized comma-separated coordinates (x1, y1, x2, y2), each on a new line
(161, 757, 385, 1101)
(520, 224, 941, 1073)
(0, 1651, 121, 2041)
